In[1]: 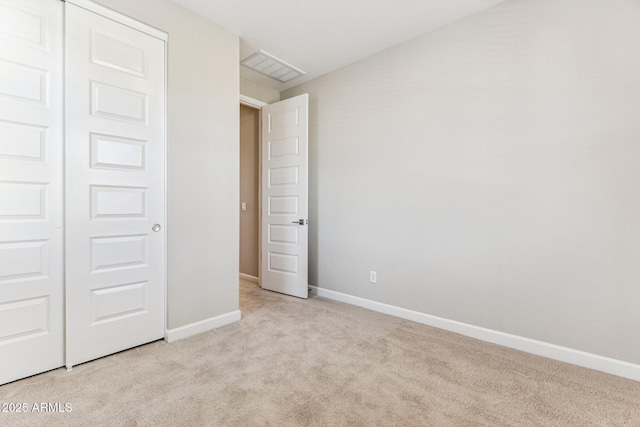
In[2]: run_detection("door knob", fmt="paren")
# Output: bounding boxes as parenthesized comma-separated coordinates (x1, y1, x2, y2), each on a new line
(152, 224, 161, 232)
(291, 219, 304, 225)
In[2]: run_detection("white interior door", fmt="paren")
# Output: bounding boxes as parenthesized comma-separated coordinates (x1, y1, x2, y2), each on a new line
(65, 2, 166, 367)
(0, 0, 64, 385)
(261, 94, 309, 298)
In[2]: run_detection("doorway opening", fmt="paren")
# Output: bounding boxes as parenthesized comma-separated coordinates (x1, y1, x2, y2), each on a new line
(239, 103, 260, 284)
(238, 93, 309, 299)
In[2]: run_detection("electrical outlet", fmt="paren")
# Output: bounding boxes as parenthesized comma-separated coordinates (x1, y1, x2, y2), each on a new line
(369, 271, 377, 284)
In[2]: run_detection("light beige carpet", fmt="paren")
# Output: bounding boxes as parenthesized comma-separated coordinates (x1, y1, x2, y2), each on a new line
(1, 280, 639, 426)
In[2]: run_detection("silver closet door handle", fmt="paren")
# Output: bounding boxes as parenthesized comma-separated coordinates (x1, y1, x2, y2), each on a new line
(291, 219, 304, 225)
(152, 224, 161, 232)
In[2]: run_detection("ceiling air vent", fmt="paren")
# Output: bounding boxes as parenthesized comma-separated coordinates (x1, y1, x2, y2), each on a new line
(241, 50, 305, 83)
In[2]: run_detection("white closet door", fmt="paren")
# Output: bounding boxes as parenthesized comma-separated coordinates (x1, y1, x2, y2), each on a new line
(0, 0, 64, 385)
(65, 2, 166, 367)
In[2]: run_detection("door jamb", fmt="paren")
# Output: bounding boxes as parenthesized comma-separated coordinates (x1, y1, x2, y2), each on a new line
(66, 0, 168, 41)
(240, 94, 268, 109)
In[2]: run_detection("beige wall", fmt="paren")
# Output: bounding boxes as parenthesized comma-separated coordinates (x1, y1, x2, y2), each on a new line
(239, 105, 260, 278)
(93, 0, 240, 329)
(284, 0, 640, 364)
(241, 77, 280, 104)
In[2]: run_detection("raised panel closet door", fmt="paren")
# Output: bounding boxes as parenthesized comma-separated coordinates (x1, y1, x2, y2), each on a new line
(0, 0, 64, 385)
(65, 2, 166, 367)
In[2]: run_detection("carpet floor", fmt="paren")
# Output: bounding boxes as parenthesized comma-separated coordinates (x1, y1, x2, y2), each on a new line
(1, 280, 639, 426)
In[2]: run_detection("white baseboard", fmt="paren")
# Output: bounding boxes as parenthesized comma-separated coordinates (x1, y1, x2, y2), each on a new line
(311, 286, 640, 382)
(165, 310, 241, 343)
(239, 273, 260, 284)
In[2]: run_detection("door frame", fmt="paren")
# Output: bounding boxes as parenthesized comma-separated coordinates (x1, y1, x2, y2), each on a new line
(65, 0, 170, 350)
(239, 95, 267, 285)
(68, 0, 167, 40)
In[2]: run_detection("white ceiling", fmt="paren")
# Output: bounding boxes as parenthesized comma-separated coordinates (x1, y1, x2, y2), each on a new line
(168, 0, 508, 92)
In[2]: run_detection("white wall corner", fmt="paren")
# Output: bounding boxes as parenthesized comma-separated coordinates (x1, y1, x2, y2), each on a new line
(240, 76, 280, 105)
(310, 286, 640, 383)
(165, 310, 241, 343)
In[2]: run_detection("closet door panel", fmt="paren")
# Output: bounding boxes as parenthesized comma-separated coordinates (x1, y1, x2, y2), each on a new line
(0, 0, 64, 385)
(65, 2, 166, 367)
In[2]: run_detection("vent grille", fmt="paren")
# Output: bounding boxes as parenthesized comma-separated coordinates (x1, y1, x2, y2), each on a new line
(241, 50, 305, 83)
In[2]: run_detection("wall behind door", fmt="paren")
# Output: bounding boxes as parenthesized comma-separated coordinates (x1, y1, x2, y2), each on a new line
(241, 77, 280, 104)
(283, 0, 640, 365)
(239, 104, 259, 278)
(93, 0, 240, 329)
